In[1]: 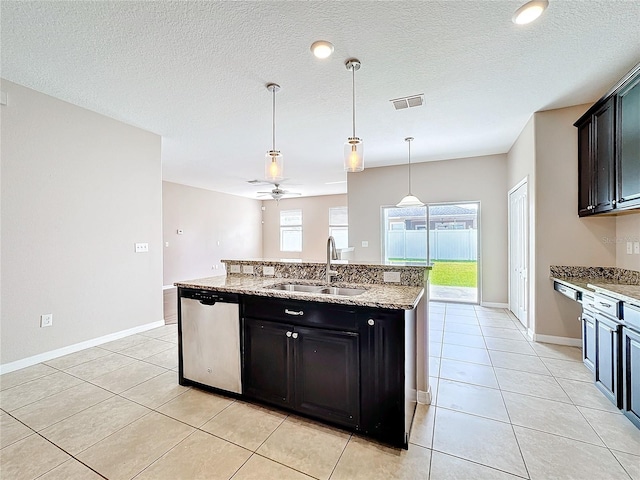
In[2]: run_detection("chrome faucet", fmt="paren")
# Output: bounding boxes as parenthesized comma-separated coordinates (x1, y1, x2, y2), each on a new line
(326, 236, 339, 283)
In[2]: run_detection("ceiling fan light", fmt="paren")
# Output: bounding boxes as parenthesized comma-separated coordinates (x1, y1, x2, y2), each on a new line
(310, 40, 334, 59)
(396, 194, 424, 208)
(344, 137, 364, 173)
(512, 0, 549, 25)
(265, 150, 283, 182)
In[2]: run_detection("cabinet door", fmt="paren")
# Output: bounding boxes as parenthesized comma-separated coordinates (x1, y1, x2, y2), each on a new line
(582, 310, 596, 372)
(243, 318, 293, 408)
(622, 327, 640, 428)
(293, 327, 360, 428)
(595, 314, 621, 407)
(577, 119, 594, 216)
(616, 76, 640, 210)
(592, 98, 616, 214)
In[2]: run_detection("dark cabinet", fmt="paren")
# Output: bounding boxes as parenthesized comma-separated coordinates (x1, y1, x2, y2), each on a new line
(243, 317, 360, 428)
(594, 313, 621, 407)
(577, 98, 616, 216)
(241, 295, 415, 447)
(622, 326, 640, 428)
(243, 318, 292, 408)
(576, 63, 640, 216)
(581, 308, 596, 372)
(616, 76, 640, 210)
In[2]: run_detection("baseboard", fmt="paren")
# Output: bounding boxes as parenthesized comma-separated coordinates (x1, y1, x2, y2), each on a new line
(480, 302, 509, 308)
(531, 333, 582, 347)
(0, 319, 165, 375)
(417, 388, 432, 405)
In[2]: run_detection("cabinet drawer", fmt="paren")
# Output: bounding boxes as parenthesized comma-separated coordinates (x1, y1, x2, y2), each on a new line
(623, 302, 640, 333)
(243, 295, 360, 331)
(594, 294, 621, 318)
(554, 282, 579, 301)
(581, 293, 596, 312)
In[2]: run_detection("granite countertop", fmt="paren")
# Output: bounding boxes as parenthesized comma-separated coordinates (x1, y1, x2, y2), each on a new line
(174, 276, 424, 310)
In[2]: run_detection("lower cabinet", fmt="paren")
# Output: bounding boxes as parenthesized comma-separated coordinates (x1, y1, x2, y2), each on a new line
(582, 308, 596, 372)
(622, 327, 640, 428)
(241, 295, 415, 448)
(594, 313, 621, 407)
(243, 317, 360, 428)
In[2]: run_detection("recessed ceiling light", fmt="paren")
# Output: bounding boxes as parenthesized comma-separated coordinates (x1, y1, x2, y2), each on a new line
(512, 0, 549, 25)
(310, 40, 334, 59)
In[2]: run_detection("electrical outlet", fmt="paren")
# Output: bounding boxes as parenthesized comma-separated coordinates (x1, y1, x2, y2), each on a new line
(40, 314, 53, 328)
(135, 243, 148, 253)
(242, 265, 254, 274)
(627, 242, 634, 254)
(383, 271, 401, 283)
(361, 241, 369, 247)
(635, 242, 640, 254)
(229, 264, 241, 273)
(263, 266, 275, 276)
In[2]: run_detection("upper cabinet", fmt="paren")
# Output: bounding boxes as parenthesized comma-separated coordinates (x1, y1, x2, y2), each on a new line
(575, 63, 640, 216)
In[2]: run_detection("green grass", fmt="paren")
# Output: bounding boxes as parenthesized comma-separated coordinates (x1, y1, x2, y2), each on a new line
(429, 261, 477, 287)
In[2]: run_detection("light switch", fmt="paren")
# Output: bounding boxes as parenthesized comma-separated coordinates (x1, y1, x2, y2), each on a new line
(627, 242, 634, 254)
(634, 242, 640, 254)
(135, 243, 149, 253)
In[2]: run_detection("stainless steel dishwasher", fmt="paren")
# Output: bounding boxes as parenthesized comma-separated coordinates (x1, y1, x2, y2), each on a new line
(179, 289, 242, 394)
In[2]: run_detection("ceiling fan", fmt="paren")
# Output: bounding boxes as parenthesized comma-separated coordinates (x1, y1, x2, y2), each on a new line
(256, 183, 302, 201)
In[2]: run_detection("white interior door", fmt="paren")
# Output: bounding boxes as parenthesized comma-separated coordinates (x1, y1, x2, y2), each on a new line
(509, 181, 528, 328)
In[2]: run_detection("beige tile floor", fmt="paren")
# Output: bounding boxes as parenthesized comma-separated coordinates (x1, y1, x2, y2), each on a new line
(1, 306, 639, 480)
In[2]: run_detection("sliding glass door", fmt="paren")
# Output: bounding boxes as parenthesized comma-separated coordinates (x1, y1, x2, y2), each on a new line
(382, 202, 479, 304)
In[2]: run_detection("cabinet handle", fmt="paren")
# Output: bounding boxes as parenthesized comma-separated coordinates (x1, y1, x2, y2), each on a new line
(368, 319, 375, 326)
(292, 332, 299, 339)
(285, 309, 304, 316)
(598, 301, 612, 308)
(286, 331, 292, 337)
(612, 199, 616, 205)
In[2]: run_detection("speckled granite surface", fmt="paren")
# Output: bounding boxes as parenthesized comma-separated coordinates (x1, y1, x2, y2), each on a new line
(221, 259, 431, 287)
(550, 265, 640, 305)
(174, 276, 424, 310)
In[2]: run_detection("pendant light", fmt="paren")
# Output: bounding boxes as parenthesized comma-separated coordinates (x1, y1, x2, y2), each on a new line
(265, 83, 284, 181)
(396, 137, 424, 207)
(344, 59, 363, 172)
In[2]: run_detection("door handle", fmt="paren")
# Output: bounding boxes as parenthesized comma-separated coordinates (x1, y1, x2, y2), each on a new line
(285, 309, 304, 316)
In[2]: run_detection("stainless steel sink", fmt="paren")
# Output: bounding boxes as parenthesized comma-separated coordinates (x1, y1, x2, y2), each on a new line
(319, 286, 366, 296)
(267, 283, 366, 296)
(269, 284, 325, 293)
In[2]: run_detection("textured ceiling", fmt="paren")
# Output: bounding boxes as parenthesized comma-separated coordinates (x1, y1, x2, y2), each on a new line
(2, 1, 640, 198)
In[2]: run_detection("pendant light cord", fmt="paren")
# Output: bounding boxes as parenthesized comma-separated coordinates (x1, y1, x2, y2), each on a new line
(352, 65, 356, 137)
(272, 87, 276, 151)
(407, 139, 412, 194)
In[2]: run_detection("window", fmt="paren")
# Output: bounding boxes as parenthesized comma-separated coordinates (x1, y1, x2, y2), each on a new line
(329, 206, 348, 249)
(280, 209, 302, 252)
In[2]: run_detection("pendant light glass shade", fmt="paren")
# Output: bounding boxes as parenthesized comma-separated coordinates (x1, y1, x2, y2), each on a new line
(265, 83, 284, 182)
(396, 137, 424, 207)
(344, 59, 364, 172)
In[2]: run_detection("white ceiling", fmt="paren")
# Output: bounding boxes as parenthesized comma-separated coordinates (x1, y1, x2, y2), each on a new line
(2, 1, 640, 199)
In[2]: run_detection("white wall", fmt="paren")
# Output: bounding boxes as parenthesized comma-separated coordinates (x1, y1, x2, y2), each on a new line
(162, 181, 263, 285)
(348, 155, 508, 305)
(1, 80, 163, 365)
(616, 214, 640, 271)
(262, 194, 348, 262)
(533, 105, 616, 339)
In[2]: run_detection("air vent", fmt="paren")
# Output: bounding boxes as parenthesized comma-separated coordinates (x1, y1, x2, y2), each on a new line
(390, 94, 424, 110)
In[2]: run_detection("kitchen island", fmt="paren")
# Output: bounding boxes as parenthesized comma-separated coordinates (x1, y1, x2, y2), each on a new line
(175, 259, 431, 448)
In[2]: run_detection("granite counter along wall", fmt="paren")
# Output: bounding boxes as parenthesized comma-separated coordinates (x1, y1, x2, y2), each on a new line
(550, 265, 640, 285)
(221, 259, 430, 287)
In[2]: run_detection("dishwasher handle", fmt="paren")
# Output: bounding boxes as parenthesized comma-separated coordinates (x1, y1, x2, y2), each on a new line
(199, 299, 219, 306)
